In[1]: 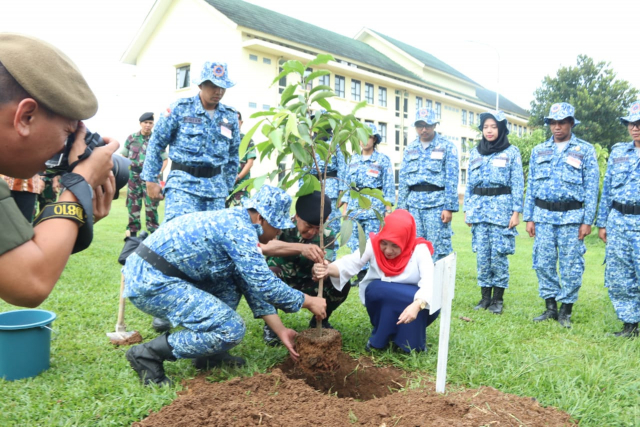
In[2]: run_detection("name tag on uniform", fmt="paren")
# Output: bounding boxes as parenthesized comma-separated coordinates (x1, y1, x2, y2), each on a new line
(220, 125, 232, 139)
(492, 159, 507, 168)
(431, 151, 444, 160)
(366, 169, 380, 177)
(566, 156, 582, 168)
(183, 117, 202, 124)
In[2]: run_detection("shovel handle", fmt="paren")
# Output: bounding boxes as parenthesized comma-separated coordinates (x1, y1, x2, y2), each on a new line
(116, 273, 126, 329)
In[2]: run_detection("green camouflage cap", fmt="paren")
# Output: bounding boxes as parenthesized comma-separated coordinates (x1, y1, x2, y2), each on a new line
(0, 33, 98, 120)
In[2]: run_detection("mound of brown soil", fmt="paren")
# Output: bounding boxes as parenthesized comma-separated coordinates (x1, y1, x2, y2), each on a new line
(133, 353, 575, 427)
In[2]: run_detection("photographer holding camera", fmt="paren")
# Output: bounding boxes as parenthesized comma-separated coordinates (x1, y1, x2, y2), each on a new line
(0, 33, 120, 307)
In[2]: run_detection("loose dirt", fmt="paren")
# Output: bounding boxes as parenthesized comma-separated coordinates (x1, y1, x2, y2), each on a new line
(133, 350, 575, 426)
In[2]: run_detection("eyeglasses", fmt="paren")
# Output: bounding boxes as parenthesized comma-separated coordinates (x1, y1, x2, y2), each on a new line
(627, 121, 640, 130)
(415, 124, 436, 130)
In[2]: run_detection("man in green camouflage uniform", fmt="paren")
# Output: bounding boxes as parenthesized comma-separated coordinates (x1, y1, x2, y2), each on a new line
(226, 111, 256, 207)
(260, 191, 351, 345)
(122, 112, 168, 236)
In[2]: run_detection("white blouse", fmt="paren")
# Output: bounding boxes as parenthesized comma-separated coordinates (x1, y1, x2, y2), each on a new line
(330, 240, 434, 307)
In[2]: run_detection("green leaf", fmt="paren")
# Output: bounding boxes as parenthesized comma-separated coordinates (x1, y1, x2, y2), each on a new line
(296, 174, 315, 197)
(316, 98, 331, 111)
(351, 100, 368, 114)
(357, 194, 372, 209)
(298, 123, 313, 144)
(360, 188, 393, 207)
(357, 222, 367, 257)
(310, 90, 335, 104)
(291, 142, 311, 164)
(239, 119, 263, 159)
(249, 110, 277, 119)
(280, 84, 297, 105)
(283, 60, 305, 76)
(261, 123, 274, 137)
(285, 112, 300, 139)
(259, 142, 275, 161)
(340, 219, 353, 247)
(253, 174, 267, 191)
(269, 128, 284, 152)
(373, 208, 386, 229)
(328, 118, 337, 130)
(229, 177, 253, 196)
(336, 189, 347, 207)
(271, 69, 289, 87)
(307, 54, 335, 67)
(356, 126, 370, 145)
(309, 84, 332, 95)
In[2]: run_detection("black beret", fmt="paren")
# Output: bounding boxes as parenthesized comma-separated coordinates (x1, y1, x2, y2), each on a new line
(139, 112, 154, 122)
(295, 191, 332, 226)
(0, 33, 98, 120)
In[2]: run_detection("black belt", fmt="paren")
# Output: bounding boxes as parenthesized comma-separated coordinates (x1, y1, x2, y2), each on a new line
(535, 198, 583, 212)
(472, 186, 511, 196)
(171, 161, 221, 178)
(312, 170, 338, 179)
(135, 244, 194, 283)
(613, 201, 640, 215)
(409, 184, 444, 192)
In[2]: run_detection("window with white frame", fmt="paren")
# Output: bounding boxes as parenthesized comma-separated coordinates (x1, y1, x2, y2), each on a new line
(176, 65, 190, 89)
(365, 83, 374, 104)
(379, 87, 387, 107)
(379, 122, 387, 143)
(335, 75, 345, 98)
(416, 97, 423, 111)
(351, 79, 361, 101)
(304, 67, 313, 90)
(318, 73, 330, 86)
(462, 109, 467, 125)
(426, 99, 433, 109)
(278, 59, 287, 94)
(469, 111, 474, 126)
(435, 102, 442, 119)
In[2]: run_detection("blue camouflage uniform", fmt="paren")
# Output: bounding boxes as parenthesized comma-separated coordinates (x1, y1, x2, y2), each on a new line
(141, 62, 240, 223)
(306, 148, 347, 239)
(524, 104, 599, 305)
(398, 108, 459, 262)
(123, 186, 304, 359)
(464, 111, 524, 289)
(343, 125, 395, 256)
(596, 102, 640, 325)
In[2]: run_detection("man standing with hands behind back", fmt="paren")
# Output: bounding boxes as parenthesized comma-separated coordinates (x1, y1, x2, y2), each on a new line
(142, 62, 240, 223)
(122, 112, 167, 237)
(524, 102, 599, 328)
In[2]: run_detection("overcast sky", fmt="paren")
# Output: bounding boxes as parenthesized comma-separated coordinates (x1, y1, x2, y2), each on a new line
(1, 0, 638, 141)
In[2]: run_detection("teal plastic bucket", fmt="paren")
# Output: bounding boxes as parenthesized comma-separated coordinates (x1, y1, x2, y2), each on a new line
(0, 309, 56, 381)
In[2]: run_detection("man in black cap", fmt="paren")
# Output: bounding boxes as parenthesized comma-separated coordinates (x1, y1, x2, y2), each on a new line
(121, 112, 168, 237)
(259, 191, 351, 345)
(0, 33, 118, 307)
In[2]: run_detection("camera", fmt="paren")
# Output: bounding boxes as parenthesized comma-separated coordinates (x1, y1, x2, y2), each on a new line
(45, 128, 130, 199)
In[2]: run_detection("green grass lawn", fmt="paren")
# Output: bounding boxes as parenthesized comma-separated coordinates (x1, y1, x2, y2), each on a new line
(1, 197, 639, 426)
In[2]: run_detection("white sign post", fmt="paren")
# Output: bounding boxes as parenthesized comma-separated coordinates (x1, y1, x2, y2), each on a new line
(432, 253, 457, 393)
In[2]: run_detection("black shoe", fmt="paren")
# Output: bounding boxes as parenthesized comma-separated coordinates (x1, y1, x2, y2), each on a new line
(263, 325, 281, 347)
(533, 298, 558, 322)
(557, 303, 573, 328)
(152, 317, 171, 333)
(193, 352, 246, 370)
(488, 287, 505, 315)
(474, 287, 492, 310)
(614, 322, 639, 338)
(364, 341, 373, 352)
(126, 334, 176, 386)
(308, 317, 334, 329)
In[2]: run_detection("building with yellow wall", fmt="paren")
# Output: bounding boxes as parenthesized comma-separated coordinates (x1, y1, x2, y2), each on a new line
(122, 0, 530, 193)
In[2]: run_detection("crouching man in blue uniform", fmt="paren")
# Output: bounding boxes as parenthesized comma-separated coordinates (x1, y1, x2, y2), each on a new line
(596, 101, 640, 338)
(524, 103, 599, 328)
(123, 185, 327, 386)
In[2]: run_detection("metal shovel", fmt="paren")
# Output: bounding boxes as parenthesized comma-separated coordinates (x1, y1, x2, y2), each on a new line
(107, 274, 142, 345)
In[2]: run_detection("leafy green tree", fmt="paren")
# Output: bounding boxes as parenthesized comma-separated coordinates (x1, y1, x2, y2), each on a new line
(529, 55, 638, 149)
(233, 54, 391, 330)
(508, 128, 547, 180)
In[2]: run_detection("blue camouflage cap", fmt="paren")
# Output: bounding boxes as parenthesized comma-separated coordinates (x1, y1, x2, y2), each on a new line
(478, 110, 509, 135)
(414, 107, 438, 126)
(243, 185, 295, 229)
(366, 123, 380, 137)
(193, 61, 236, 88)
(619, 101, 640, 125)
(544, 102, 580, 127)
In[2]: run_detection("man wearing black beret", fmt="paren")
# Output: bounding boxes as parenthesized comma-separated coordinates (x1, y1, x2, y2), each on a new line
(259, 191, 351, 345)
(121, 112, 168, 237)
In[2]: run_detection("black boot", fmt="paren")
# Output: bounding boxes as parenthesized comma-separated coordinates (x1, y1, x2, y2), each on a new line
(558, 303, 573, 328)
(474, 287, 492, 310)
(533, 298, 558, 322)
(614, 322, 639, 338)
(488, 287, 504, 314)
(151, 317, 171, 333)
(126, 334, 176, 386)
(263, 324, 282, 347)
(309, 316, 334, 329)
(193, 352, 246, 370)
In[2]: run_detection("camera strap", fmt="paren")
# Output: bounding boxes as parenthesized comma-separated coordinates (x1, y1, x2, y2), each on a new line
(34, 202, 86, 228)
(59, 173, 94, 253)
(66, 146, 93, 173)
